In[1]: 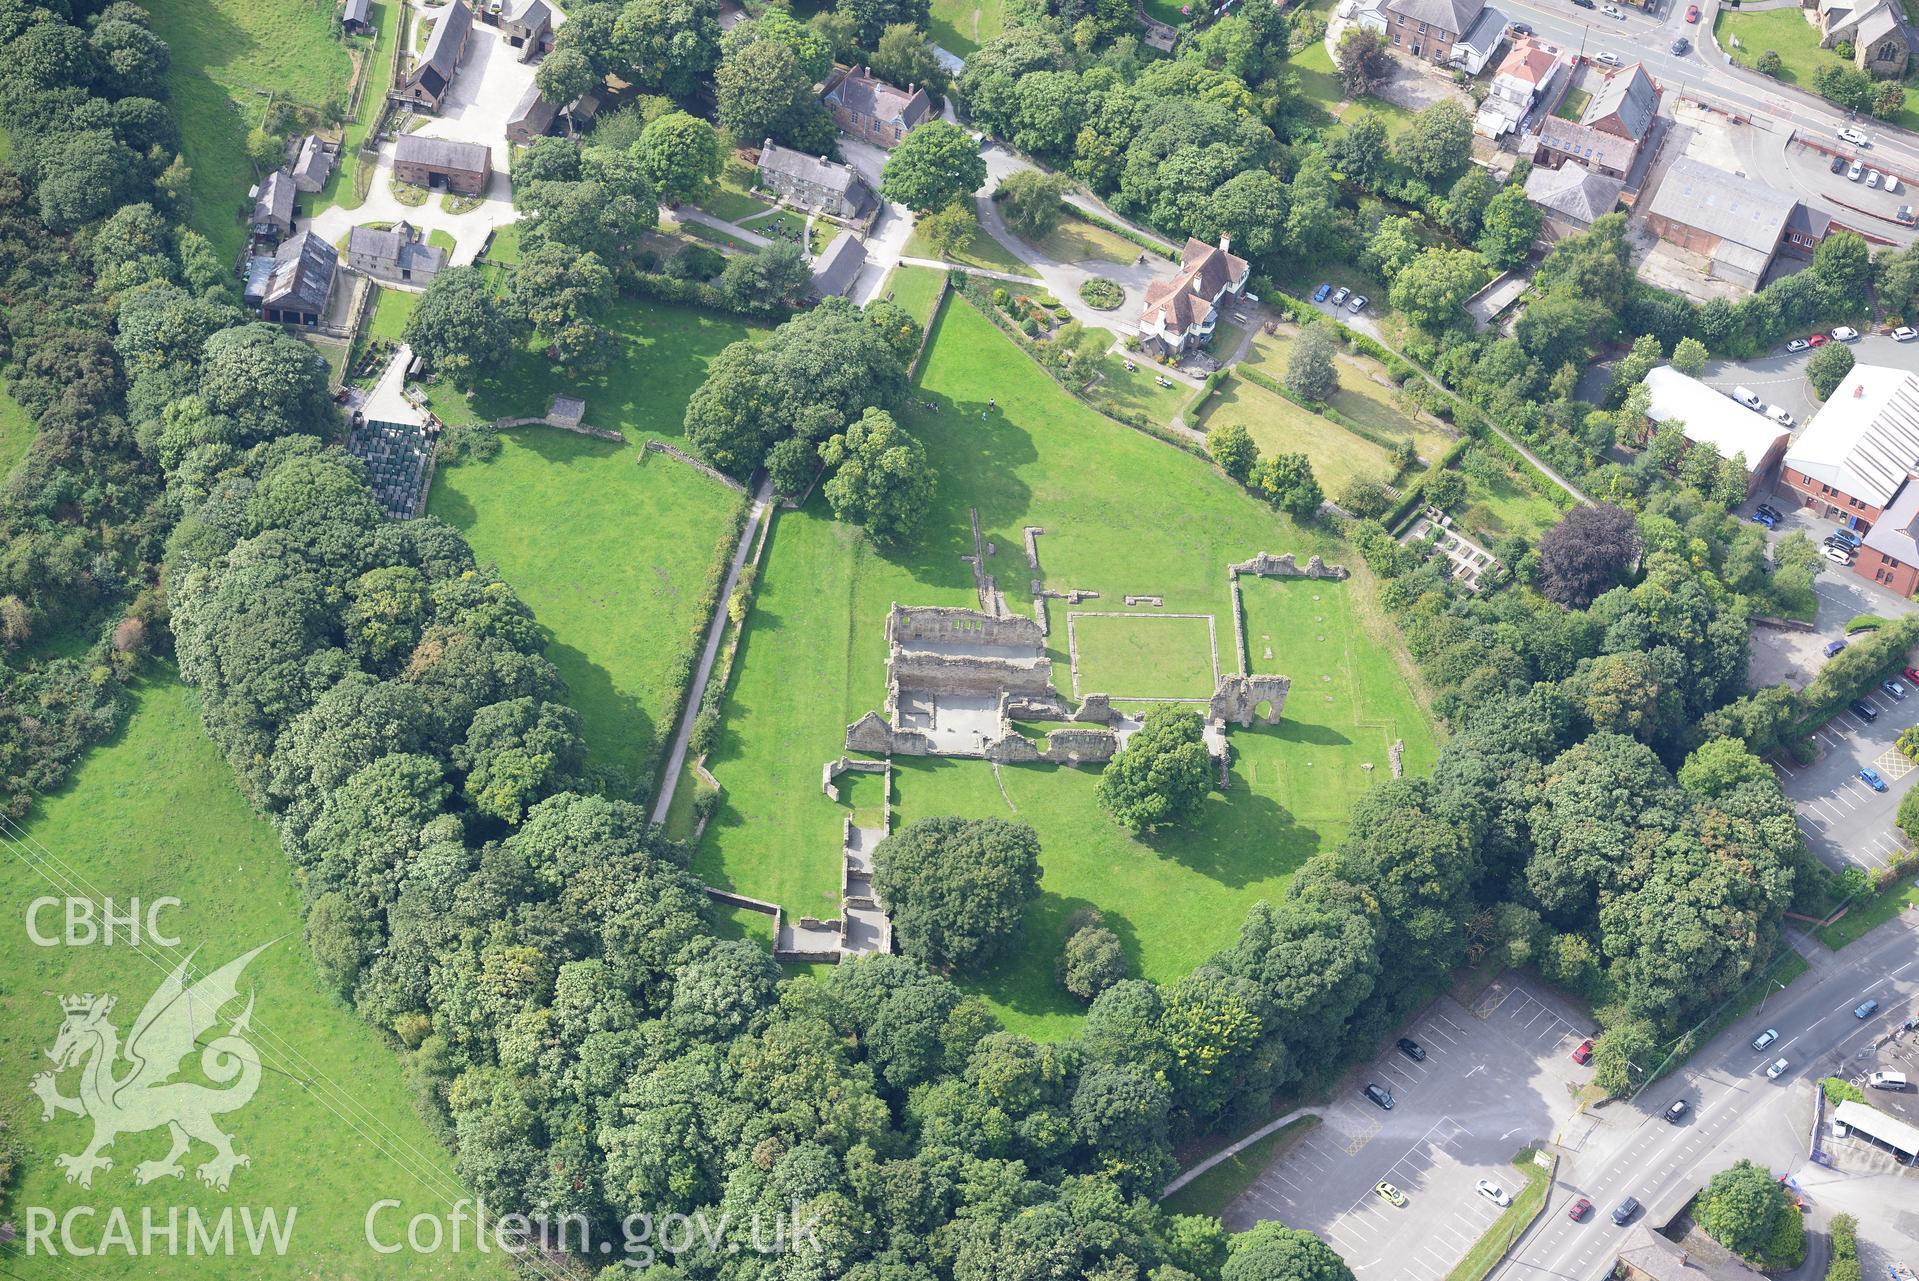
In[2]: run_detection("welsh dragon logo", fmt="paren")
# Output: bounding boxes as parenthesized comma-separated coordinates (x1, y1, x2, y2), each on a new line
(30, 943, 270, 1191)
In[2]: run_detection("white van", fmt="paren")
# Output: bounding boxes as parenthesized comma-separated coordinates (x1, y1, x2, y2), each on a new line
(1870, 1070, 1909, 1090)
(1731, 386, 1763, 411)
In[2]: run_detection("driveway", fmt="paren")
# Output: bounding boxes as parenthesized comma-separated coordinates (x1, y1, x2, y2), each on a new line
(1230, 976, 1596, 1281)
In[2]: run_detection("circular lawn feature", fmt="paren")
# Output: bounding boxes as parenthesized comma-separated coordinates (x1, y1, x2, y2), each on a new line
(1080, 277, 1125, 310)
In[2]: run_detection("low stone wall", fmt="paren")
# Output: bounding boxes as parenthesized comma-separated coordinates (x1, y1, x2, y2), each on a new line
(821, 754, 890, 799)
(1230, 552, 1350, 581)
(492, 414, 624, 442)
(644, 438, 748, 491)
(984, 726, 1118, 765)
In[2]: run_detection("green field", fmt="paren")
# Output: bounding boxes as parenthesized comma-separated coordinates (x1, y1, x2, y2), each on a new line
(1198, 375, 1397, 497)
(1086, 350, 1196, 428)
(1244, 329, 1457, 463)
(880, 264, 949, 330)
(0, 379, 33, 478)
(1715, 9, 1919, 133)
(145, 0, 355, 263)
(695, 294, 1435, 1034)
(1457, 452, 1564, 543)
(368, 285, 417, 342)
(1069, 612, 1220, 700)
(929, 0, 1005, 56)
(905, 215, 1038, 278)
(1818, 880, 1919, 948)
(0, 678, 502, 1280)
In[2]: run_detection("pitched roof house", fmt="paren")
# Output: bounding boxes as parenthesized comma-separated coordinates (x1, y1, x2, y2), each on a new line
(347, 221, 447, 284)
(1136, 236, 1250, 356)
(342, 0, 372, 35)
(256, 230, 337, 327)
(1533, 115, 1639, 179)
(291, 135, 336, 193)
(1523, 161, 1623, 235)
(810, 233, 868, 298)
(393, 134, 492, 195)
(757, 141, 876, 221)
(1383, 0, 1487, 64)
(251, 169, 296, 238)
(394, 0, 472, 111)
(1582, 63, 1658, 142)
(821, 65, 934, 147)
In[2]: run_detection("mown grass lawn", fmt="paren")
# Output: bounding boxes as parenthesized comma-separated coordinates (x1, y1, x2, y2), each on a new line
(1069, 612, 1220, 700)
(1023, 213, 1148, 268)
(1085, 348, 1196, 427)
(697, 294, 1435, 1035)
(929, 0, 1005, 56)
(881, 264, 949, 330)
(1818, 879, 1919, 948)
(699, 156, 774, 223)
(1198, 375, 1397, 497)
(367, 285, 417, 343)
(905, 216, 1038, 278)
(145, 0, 354, 264)
(0, 379, 34, 478)
(1243, 329, 1459, 459)
(0, 677, 503, 1281)
(1458, 456, 1565, 543)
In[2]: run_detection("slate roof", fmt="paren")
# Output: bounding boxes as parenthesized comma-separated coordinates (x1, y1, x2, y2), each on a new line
(1524, 161, 1623, 224)
(253, 169, 295, 227)
(508, 83, 558, 136)
(261, 230, 337, 315)
(405, 0, 471, 95)
(507, 0, 552, 29)
(822, 66, 934, 131)
(1786, 364, 1919, 508)
(1385, 0, 1484, 34)
(292, 135, 334, 188)
(343, 0, 370, 24)
(1179, 236, 1249, 300)
(1614, 1224, 1763, 1281)
(761, 142, 862, 196)
(810, 234, 867, 297)
(1536, 116, 1638, 172)
(1454, 4, 1508, 55)
(394, 133, 491, 174)
(1582, 63, 1657, 141)
(348, 221, 447, 276)
(1646, 157, 1796, 278)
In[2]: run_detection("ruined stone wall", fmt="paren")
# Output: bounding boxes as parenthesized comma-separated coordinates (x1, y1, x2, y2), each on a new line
(891, 651, 1055, 697)
(888, 603, 1045, 651)
(846, 710, 938, 755)
(1230, 552, 1350, 581)
(1209, 674, 1292, 725)
(1040, 728, 1118, 764)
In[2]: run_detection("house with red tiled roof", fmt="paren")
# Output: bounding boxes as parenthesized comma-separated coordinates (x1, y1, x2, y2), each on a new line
(1136, 236, 1250, 357)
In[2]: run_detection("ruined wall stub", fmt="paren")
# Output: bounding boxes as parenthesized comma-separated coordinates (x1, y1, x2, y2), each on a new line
(1230, 552, 1350, 581)
(1209, 674, 1291, 726)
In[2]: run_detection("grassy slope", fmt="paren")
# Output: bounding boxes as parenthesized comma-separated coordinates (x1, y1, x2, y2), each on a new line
(0, 678, 501, 1280)
(425, 299, 757, 794)
(1244, 330, 1457, 461)
(1161, 1117, 1320, 1218)
(0, 380, 33, 478)
(145, 0, 353, 264)
(904, 219, 1038, 278)
(698, 295, 1435, 1035)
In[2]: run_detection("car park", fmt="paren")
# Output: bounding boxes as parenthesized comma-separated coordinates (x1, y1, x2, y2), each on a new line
(1364, 1083, 1395, 1110)
(1396, 1037, 1426, 1062)
(1757, 503, 1784, 522)
(1348, 294, 1368, 314)
(1313, 283, 1332, 302)
(1595, 51, 1622, 65)
(1869, 170, 1884, 189)
(1477, 1179, 1512, 1207)
(1857, 998, 1881, 1018)
(1331, 286, 1350, 306)
(1882, 678, 1907, 700)
(1903, 665, 1919, 684)
(1834, 326, 1862, 341)
(1850, 699, 1879, 722)
(1830, 155, 1849, 176)
(1839, 125, 1870, 145)
(1824, 545, 1856, 565)
(1896, 327, 1918, 342)
(1766, 405, 1794, 426)
(1664, 1099, 1689, 1123)
(1767, 1057, 1791, 1080)
(1568, 1197, 1593, 1221)
(1612, 1197, 1641, 1226)
(1670, 35, 1689, 53)
(1789, 336, 1813, 351)
(1572, 1037, 1594, 1064)
(1849, 160, 1865, 181)
(1752, 1027, 1780, 1052)
(1824, 639, 1849, 657)
(1861, 767, 1889, 793)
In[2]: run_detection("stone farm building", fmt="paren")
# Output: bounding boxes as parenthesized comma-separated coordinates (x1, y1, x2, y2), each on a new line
(1384, 0, 1487, 65)
(1643, 157, 1828, 291)
(347, 221, 447, 284)
(757, 141, 875, 220)
(821, 65, 934, 147)
(251, 169, 295, 239)
(1136, 235, 1250, 357)
(250, 230, 337, 328)
(811, 233, 867, 298)
(1525, 162, 1623, 237)
(393, 135, 492, 195)
(291, 134, 336, 193)
(479, 0, 555, 60)
(393, 0, 472, 111)
(1778, 364, 1919, 595)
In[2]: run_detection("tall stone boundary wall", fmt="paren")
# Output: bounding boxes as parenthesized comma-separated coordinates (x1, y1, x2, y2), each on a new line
(1230, 552, 1350, 581)
(892, 651, 1054, 697)
(1210, 674, 1291, 725)
(888, 603, 1046, 650)
(984, 727, 1118, 765)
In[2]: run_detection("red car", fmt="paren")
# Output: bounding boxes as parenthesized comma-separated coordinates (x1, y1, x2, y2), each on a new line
(1903, 666, 1919, 685)
(1685, 3, 1699, 19)
(1568, 1197, 1593, 1221)
(1809, 333, 1831, 347)
(1572, 1038, 1594, 1065)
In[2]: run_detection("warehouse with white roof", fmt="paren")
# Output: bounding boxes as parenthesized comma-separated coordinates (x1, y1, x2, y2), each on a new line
(1641, 365, 1789, 496)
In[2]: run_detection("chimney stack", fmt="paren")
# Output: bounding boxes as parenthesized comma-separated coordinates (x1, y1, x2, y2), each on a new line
(1220, 233, 1232, 253)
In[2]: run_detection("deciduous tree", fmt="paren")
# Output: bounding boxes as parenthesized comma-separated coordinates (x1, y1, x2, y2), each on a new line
(882, 121, 987, 213)
(1097, 706, 1213, 831)
(872, 816, 1043, 969)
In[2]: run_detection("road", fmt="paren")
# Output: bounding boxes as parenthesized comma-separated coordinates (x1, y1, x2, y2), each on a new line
(1492, 916, 1919, 1280)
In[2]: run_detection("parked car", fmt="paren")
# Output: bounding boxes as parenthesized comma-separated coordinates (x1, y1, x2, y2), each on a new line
(1850, 699, 1879, 722)
(1572, 0, 1595, 8)
(1809, 332, 1831, 346)
(1670, 35, 1689, 52)
(1830, 154, 1850, 175)
(1364, 1083, 1394, 1110)
(1348, 294, 1368, 314)
(1824, 639, 1849, 657)
(1902, 205, 1917, 225)
(1857, 998, 1881, 1019)
(1509, 19, 1534, 34)
(1396, 1037, 1427, 1062)
(1883, 678, 1908, 700)
(1477, 1179, 1513, 1207)
(1571, 1038, 1594, 1065)
(1376, 1181, 1407, 1206)
(1752, 1027, 1780, 1052)
(1834, 325, 1862, 341)
(1788, 336, 1814, 351)
(1766, 405, 1794, 426)
(1756, 503, 1784, 522)
(1839, 125, 1871, 145)
(1901, 665, 1919, 684)
(1861, 767, 1889, 793)
(1895, 326, 1918, 342)
(1730, 385, 1762, 409)
(1869, 169, 1884, 189)
(1752, 509, 1778, 528)
(1595, 50, 1622, 65)
(1313, 283, 1332, 302)
(1849, 159, 1866, 181)
(1686, 2, 1700, 18)
(1664, 1099, 1689, 1123)
(1601, 2, 1623, 13)
(1829, 527, 1862, 549)
(1767, 1057, 1791, 1079)
(1889, 174, 1903, 194)
(1824, 544, 1857, 564)
(1612, 1197, 1641, 1226)
(1331, 287, 1351, 307)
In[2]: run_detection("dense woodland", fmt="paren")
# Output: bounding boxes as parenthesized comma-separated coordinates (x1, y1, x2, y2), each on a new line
(0, 0, 1899, 1278)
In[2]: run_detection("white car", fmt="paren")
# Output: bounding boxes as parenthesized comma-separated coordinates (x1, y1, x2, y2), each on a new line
(1838, 125, 1870, 146)
(1888, 174, 1903, 194)
(1824, 545, 1856, 565)
(1752, 1028, 1779, 1052)
(1894, 326, 1918, 342)
(1868, 170, 1883, 189)
(1832, 326, 1862, 342)
(1601, 2, 1623, 14)
(1848, 159, 1865, 181)
(1477, 1179, 1513, 1207)
(1595, 51, 1623, 66)
(1766, 1057, 1791, 1080)
(1766, 405, 1795, 427)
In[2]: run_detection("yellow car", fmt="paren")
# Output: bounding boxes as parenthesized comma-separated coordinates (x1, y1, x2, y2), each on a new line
(1375, 1181, 1406, 1207)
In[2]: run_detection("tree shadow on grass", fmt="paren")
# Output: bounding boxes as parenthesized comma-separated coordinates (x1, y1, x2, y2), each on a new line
(1145, 784, 1317, 890)
(544, 637, 653, 801)
(958, 892, 1135, 1026)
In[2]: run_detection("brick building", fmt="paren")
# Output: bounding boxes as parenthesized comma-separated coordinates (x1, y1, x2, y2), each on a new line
(1643, 157, 1827, 291)
(393, 134, 491, 196)
(820, 66, 934, 147)
(1779, 364, 1919, 595)
(393, 0, 472, 112)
